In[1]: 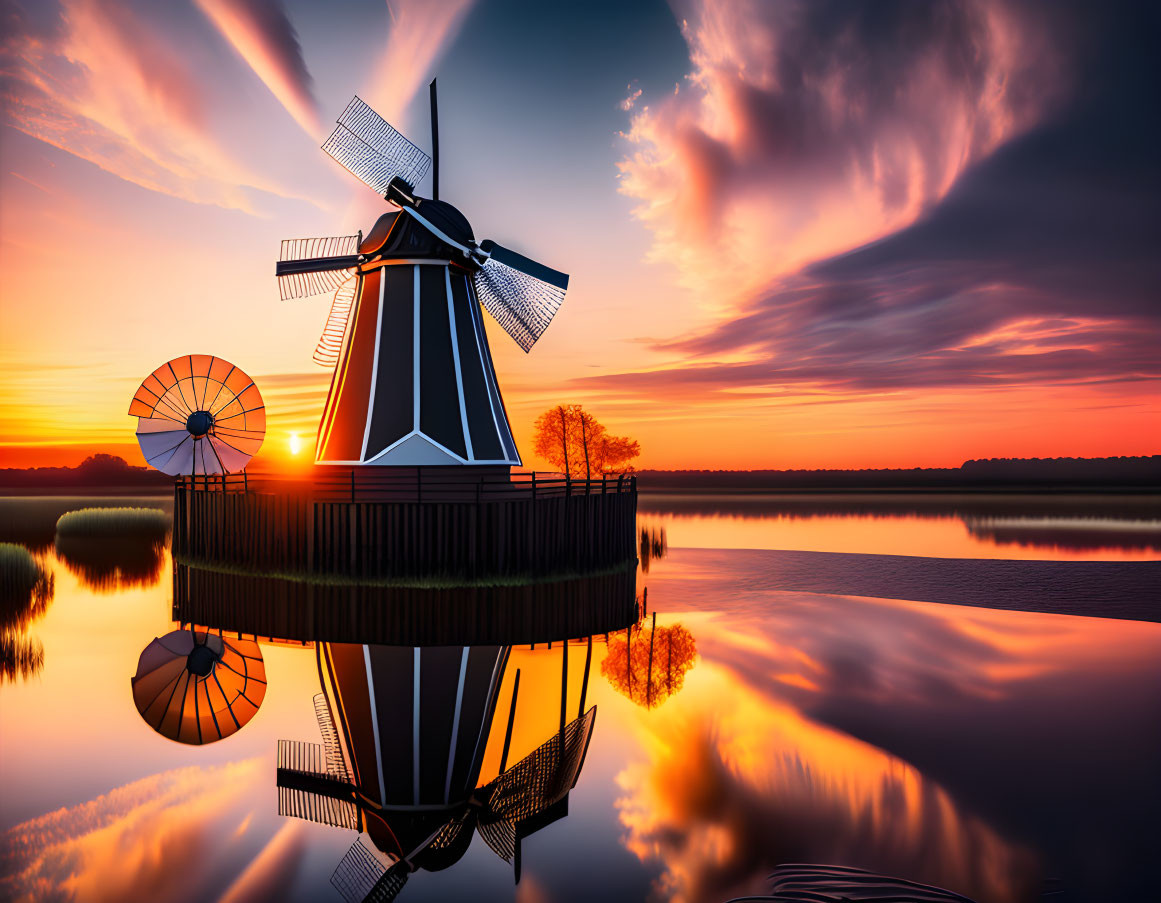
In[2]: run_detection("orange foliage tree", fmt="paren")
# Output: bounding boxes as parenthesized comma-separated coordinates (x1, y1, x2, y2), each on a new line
(533, 405, 640, 478)
(601, 622, 697, 709)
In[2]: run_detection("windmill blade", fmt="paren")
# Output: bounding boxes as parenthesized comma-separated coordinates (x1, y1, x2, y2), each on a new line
(278, 235, 360, 300)
(322, 96, 431, 195)
(477, 706, 596, 864)
(313, 693, 351, 779)
(331, 839, 409, 903)
(472, 245, 569, 352)
(314, 277, 358, 368)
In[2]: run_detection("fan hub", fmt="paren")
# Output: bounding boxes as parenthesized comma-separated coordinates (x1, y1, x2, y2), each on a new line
(187, 643, 219, 677)
(186, 410, 214, 438)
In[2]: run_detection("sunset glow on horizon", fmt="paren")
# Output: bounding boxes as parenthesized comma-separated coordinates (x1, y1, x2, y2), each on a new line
(1, 0, 1157, 472)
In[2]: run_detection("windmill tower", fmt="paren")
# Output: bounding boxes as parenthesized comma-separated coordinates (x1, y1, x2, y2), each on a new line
(276, 641, 597, 902)
(278, 83, 569, 467)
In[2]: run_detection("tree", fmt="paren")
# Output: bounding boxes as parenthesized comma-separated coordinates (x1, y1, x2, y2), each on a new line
(533, 405, 640, 477)
(600, 622, 697, 709)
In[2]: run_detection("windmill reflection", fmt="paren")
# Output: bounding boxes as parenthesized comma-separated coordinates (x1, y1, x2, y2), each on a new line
(278, 640, 597, 901)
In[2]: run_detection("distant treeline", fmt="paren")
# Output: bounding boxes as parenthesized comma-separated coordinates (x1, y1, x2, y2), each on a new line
(0, 454, 170, 492)
(2, 453, 1158, 493)
(636, 456, 1161, 491)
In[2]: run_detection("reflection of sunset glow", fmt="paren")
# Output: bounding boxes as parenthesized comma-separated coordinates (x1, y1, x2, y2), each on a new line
(0, 759, 264, 901)
(638, 510, 1161, 561)
(614, 659, 1036, 903)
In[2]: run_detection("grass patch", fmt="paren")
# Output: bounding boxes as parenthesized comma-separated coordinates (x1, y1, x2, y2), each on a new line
(1, 632, 44, 682)
(174, 552, 638, 590)
(0, 543, 54, 623)
(56, 507, 170, 540)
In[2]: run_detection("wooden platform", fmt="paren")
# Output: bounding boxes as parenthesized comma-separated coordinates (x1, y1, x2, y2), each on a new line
(172, 468, 638, 583)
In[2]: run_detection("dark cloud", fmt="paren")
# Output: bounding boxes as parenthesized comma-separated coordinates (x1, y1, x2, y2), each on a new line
(611, 0, 1160, 397)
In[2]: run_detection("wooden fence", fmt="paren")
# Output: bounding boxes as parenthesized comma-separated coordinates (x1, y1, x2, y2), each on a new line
(173, 468, 638, 582)
(173, 563, 641, 646)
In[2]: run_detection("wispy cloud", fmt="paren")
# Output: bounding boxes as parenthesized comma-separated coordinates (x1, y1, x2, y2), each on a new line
(363, 0, 474, 122)
(1, 0, 312, 212)
(194, 0, 320, 135)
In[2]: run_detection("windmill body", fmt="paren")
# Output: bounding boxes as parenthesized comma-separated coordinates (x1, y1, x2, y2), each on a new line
(277, 639, 597, 901)
(279, 91, 568, 468)
(314, 206, 521, 466)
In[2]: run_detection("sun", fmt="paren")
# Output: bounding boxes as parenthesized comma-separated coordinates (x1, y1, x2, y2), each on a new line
(288, 432, 303, 456)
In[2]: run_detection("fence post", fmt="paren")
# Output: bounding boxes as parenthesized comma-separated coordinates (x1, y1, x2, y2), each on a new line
(350, 468, 355, 503)
(531, 471, 536, 498)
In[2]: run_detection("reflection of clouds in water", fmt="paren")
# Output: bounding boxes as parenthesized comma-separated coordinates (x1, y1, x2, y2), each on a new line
(689, 591, 1106, 712)
(54, 536, 168, 593)
(218, 821, 308, 903)
(614, 668, 1036, 903)
(0, 759, 263, 903)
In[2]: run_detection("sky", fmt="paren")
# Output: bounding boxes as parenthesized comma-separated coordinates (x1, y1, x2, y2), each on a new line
(0, 0, 1157, 471)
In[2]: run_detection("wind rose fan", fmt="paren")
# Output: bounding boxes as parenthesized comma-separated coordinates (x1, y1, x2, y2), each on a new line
(131, 629, 267, 744)
(128, 355, 265, 475)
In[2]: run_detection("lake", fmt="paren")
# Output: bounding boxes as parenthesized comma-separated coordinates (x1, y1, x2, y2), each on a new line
(1, 493, 1159, 903)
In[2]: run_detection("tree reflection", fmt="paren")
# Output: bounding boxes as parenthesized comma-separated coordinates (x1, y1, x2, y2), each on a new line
(601, 621, 697, 708)
(639, 526, 667, 573)
(0, 543, 54, 681)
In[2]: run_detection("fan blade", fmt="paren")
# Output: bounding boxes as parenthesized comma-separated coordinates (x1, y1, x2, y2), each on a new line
(480, 241, 569, 291)
(322, 96, 431, 196)
(314, 277, 358, 368)
(472, 247, 569, 352)
(331, 839, 409, 903)
(278, 235, 360, 300)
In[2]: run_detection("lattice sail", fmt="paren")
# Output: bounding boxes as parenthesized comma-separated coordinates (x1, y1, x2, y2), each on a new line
(276, 739, 360, 829)
(278, 234, 360, 301)
(477, 706, 596, 862)
(314, 278, 357, 368)
(322, 96, 431, 195)
(473, 258, 568, 352)
(314, 693, 351, 778)
(331, 839, 408, 903)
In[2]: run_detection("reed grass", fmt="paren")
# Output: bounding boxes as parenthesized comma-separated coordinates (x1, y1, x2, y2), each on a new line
(55, 507, 170, 540)
(1, 631, 44, 682)
(0, 543, 54, 618)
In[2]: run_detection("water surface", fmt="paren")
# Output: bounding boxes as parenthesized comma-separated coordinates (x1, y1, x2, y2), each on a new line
(1, 494, 1158, 903)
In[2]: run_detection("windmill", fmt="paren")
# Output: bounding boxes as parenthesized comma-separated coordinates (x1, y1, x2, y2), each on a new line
(276, 642, 596, 902)
(128, 355, 266, 476)
(277, 82, 569, 466)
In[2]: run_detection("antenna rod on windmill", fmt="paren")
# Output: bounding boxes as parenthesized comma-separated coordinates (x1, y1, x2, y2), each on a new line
(429, 77, 439, 200)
